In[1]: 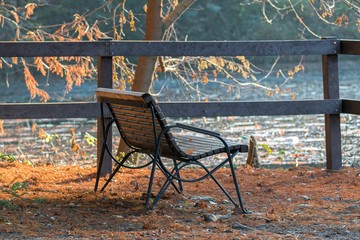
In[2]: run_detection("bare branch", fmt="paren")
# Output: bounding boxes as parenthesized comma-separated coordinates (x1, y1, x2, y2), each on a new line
(287, 0, 321, 38)
(163, 0, 197, 30)
(307, 0, 337, 25)
(341, 0, 360, 16)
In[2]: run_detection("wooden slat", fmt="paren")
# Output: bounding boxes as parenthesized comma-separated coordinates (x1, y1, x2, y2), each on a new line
(112, 107, 152, 118)
(97, 88, 153, 106)
(114, 114, 154, 126)
(120, 126, 157, 139)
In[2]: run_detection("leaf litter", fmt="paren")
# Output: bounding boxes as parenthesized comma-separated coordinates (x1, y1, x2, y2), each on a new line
(0, 161, 359, 239)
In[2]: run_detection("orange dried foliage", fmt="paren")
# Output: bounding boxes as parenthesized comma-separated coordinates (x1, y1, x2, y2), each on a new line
(129, 11, 136, 32)
(275, 86, 280, 94)
(65, 59, 92, 92)
(70, 128, 80, 152)
(0, 14, 4, 27)
(54, 23, 67, 36)
(288, 70, 294, 79)
(25, 31, 42, 41)
(31, 122, 37, 133)
(202, 72, 208, 85)
(217, 57, 225, 67)
(192, 73, 197, 80)
(76, 22, 87, 40)
(236, 56, 250, 71)
(267, 90, 274, 96)
(294, 64, 305, 73)
(119, 12, 127, 25)
(44, 57, 63, 77)
(25, 3, 37, 20)
(335, 15, 349, 28)
(199, 59, 208, 69)
(38, 128, 47, 140)
(0, 119, 4, 135)
(10, 11, 19, 23)
(92, 25, 104, 40)
(23, 64, 50, 102)
(34, 57, 47, 76)
(12, 57, 18, 65)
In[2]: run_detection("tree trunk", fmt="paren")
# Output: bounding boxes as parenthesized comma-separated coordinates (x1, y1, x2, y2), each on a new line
(131, 0, 164, 92)
(116, 0, 164, 158)
(116, 0, 197, 160)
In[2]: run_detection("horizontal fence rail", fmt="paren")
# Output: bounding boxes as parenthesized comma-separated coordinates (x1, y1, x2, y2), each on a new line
(0, 39, 341, 57)
(108, 40, 340, 56)
(0, 39, 359, 171)
(340, 40, 360, 55)
(342, 99, 360, 115)
(0, 103, 99, 119)
(160, 100, 342, 117)
(0, 99, 342, 119)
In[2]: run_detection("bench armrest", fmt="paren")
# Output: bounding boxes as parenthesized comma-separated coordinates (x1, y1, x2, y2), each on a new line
(175, 123, 221, 137)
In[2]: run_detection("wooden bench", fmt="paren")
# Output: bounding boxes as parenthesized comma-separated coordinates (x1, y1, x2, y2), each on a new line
(94, 88, 249, 212)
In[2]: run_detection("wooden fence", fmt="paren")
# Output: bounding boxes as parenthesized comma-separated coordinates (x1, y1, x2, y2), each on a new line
(0, 38, 359, 172)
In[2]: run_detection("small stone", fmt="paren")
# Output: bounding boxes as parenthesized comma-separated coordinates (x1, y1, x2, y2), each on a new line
(297, 204, 312, 208)
(190, 196, 216, 202)
(232, 222, 253, 231)
(217, 214, 233, 220)
(203, 213, 218, 222)
(49, 216, 56, 221)
(301, 195, 311, 201)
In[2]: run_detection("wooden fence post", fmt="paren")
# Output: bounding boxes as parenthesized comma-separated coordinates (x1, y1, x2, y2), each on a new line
(322, 38, 342, 170)
(97, 38, 113, 175)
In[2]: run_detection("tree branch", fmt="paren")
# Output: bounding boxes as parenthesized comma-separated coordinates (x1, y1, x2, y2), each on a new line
(163, 0, 197, 30)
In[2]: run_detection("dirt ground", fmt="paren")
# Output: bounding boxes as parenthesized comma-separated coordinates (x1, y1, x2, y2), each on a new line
(0, 160, 359, 239)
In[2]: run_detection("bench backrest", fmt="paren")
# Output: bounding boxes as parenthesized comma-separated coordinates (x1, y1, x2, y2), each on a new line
(96, 88, 179, 157)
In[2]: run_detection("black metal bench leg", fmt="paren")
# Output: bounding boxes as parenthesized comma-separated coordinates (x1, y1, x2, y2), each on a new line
(193, 152, 248, 213)
(151, 171, 175, 208)
(173, 159, 183, 192)
(156, 162, 182, 194)
(99, 151, 135, 192)
(228, 157, 249, 213)
(100, 163, 121, 192)
(145, 156, 158, 208)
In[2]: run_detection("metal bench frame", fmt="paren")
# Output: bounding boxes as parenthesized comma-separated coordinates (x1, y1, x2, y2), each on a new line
(94, 88, 249, 212)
